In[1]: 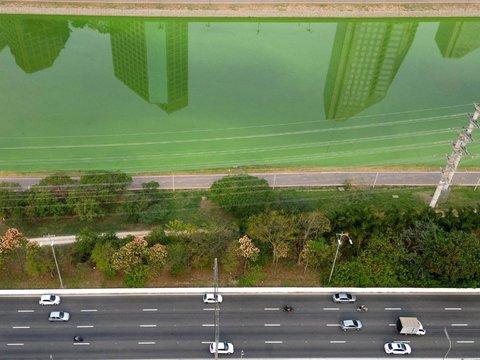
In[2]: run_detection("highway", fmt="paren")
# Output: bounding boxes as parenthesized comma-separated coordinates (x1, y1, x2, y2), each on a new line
(1, 294, 479, 359)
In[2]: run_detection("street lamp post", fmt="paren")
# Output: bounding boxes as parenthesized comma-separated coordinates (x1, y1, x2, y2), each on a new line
(45, 234, 64, 289)
(443, 327, 451, 360)
(328, 232, 353, 283)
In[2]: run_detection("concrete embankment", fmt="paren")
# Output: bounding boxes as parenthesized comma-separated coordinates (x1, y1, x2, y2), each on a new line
(1, 0, 480, 18)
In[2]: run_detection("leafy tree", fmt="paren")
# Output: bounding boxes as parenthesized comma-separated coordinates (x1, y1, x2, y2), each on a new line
(167, 242, 189, 276)
(124, 264, 149, 288)
(210, 174, 274, 218)
(25, 242, 54, 276)
(146, 243, 168, 272)
(111, 237, 148, 274)
(0, 182, 25, 219)
(140, 203, 170, 225)
(72, 230, 98, 263)
(91, 242, 117, 278)
(246, 211, 297, 265)
(26, 188, 64, 218)
(300, 238, 334, 273)
(295, 211, 331, 264)
(237, 235, 260, 270)
(38, 174, 75, 204)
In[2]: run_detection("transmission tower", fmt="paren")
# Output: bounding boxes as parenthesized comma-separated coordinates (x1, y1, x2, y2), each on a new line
(430, 103, 480, 208)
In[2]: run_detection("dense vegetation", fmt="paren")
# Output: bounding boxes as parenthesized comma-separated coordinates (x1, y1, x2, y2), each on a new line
(1, 172, 480, 288)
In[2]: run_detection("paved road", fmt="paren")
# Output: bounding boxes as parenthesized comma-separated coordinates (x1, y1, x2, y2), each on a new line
(10, 0, 480, 3)
(3, 171, 480, 191)
(0, 294, 479, 359)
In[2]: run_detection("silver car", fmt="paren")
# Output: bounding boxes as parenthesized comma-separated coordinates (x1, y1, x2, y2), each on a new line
(332, 293, 356, 303)
(39, 294, 61, 305)
(48, 311, 70, 322)
(340, 319, 362, 331)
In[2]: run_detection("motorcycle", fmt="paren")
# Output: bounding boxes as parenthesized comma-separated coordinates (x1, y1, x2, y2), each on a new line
(283, 305, 294, 312)
(356, 305, 368, 312)
(73, 336, 84, 342)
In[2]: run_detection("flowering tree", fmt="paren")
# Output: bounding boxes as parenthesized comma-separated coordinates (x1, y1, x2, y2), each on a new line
(111, 237, 148, 274)
(237, 235, 260, 270)
(0, 228, 27, 254)
(147, 243, 168, 270)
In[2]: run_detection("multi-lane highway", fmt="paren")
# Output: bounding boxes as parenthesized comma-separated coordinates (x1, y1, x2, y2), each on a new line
(1, 294, 479, 359)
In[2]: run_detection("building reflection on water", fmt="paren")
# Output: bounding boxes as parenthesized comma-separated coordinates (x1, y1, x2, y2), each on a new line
(0, 16, 479, 118)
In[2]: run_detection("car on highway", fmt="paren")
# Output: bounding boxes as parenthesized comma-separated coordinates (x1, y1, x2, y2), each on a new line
(203, 293, 223, 304)
(39, 294, 60, 305)
(332, 293, 356, 303)
(48, 311, 70, 322)
(209, 341, 234, 354)
(340, 319, 362, 331)
(384, 342, 412, 355)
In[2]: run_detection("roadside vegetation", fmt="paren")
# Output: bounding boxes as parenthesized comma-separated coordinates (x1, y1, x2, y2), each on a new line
(1, 172, 480, 289)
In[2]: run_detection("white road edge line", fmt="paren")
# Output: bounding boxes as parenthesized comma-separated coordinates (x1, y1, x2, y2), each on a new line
(77, 325, 94, 328)
(265, 341, 283, 344)
(140, 325, 157, 328)
(12, 326, 30, 329)
(264, 324, 281, 327)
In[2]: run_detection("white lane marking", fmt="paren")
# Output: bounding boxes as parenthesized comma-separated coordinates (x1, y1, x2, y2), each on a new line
(140, 324, 157, 328)
(80, 309, 97, 312)
(389, 324, 396, 326)
(201, 341, 212, 344)
(385, 307, 402, 310)
(445, 307, 462, 311)
(73, 342, 90, 345)
(142, 309, 158, 312)
(264, 324, 281, 327)
(7, 343, 24, 346)
(394, 340, 411, 343)
(457, 340, 475, 344)
(202, 324, 215, 327)
(12, 326, 30, 329)
(264, 308, 280, 311)
(17, 310, 34, 313)
(203, 308, 215, 311)
(330, 341, 346, 344)
(138, 341, 156, 345)
(323, 307, 339, 311)
(265, 341, 283, 344)
(327, 324, 340, 327)
(77, 325, 94, 328)
(452, 324, 469, 327)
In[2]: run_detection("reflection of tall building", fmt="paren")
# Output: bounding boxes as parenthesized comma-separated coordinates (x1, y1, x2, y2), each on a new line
(324, 21, 418, 120)
(111, 20, 188, 114)
(1, 17, 70, 73)
(435, 21, 480, 58)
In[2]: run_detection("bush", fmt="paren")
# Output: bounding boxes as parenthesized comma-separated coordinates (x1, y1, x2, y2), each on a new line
(124, 265, 149, 287)
(239, 265, 265, 286)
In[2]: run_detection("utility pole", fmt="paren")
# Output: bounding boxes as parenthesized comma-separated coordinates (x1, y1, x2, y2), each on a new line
(328, 232, 353, 283)
(45, 234, 64, 289)
(430, 103, 479, 208)
(214, 258, 219, 360)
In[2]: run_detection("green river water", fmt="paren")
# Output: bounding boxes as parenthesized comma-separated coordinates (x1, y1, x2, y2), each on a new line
(0, 16, 479, 173)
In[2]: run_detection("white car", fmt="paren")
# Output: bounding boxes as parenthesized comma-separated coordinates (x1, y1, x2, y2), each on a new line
(48, 311, 70, 322)
(384, 342, 412, 355)
(340, 319, 362, 331)
(332, 293, 356, 303)
(39, 294, 61, 305)
(209, 341, 234, 354)
(203, 293, 223, 304)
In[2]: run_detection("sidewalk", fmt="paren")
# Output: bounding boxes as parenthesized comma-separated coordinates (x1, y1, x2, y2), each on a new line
(31, 230, 151, 246)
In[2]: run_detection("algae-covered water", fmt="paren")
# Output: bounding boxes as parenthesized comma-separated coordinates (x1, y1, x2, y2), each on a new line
(0, 16, 479, 172)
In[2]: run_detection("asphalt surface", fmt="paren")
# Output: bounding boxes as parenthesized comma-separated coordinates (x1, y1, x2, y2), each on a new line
(3, 171, 480, 191)
(1, 294, 479, 359)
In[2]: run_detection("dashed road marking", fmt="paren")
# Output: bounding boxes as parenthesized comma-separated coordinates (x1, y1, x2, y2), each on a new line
(142, 309, 158, 312)
(80, 309, 97, 312)
(330, 341, 346, 344)
(445, 308, 462, 311)
(265, 341, 283, 344)
(138, 342, 156, 345)
(73, 342, 90, 345)
(264, 324, 281, 327)
(202, 324, 215, 327)
(385, 307, 402, 310)
(77, 325, 94, 328)
(323, 308, 339, 311)
(389, 324, 396, 326)
(140, 325, 157, 328)
(264, 308, 280, 311)
(327, 324, 340, 327)
(457, 340, 475, 344)
(17, 310, 34, 313)
(203, 308, 215, 311)
(12, 326, 30, 329)
(7, 343, 24, 346)
(452, 324, 468, 327)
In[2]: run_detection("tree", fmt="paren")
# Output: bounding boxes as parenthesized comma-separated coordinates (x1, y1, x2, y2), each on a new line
(38, 174, 75, 204)
(0, 182, 25, 219)
(295, 211, 331, 264)
(246, 211, 297, 265)
(25, 242, 54, 276)
(237, 235, 260, 270)
(0, 228, 27, 254)
(26, 188, 64, 218)
(300, 238, 334, 273)
(111, 237, 148, 274)
(210, 175, 274, 218)
(146, 243, 168, 272)
(91, 242, 117, 278)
